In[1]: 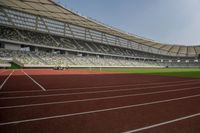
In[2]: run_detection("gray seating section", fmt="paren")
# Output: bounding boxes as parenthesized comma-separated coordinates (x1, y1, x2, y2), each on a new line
(0, 26, 199, 68)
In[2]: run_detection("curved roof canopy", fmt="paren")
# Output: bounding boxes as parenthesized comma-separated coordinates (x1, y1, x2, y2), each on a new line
(0, 0, 200, 56)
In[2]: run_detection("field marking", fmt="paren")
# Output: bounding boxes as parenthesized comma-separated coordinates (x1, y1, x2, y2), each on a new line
(0, 81, 199, 100)
(0, 85, 199, 109)
(123, 113, 200, 133)
(0, 78, 199, 94)
(22, 70, 46, 91)
(0, 70, 14, 90)
(0, 93, 200, 126)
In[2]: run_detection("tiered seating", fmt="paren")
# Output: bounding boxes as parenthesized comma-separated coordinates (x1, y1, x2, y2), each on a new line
(0, 26, 199, 68)
(0, 26, 162, 59)
(0, 58, 10, 67)
(0, 49, 46, 66)
(0, 26, 23, 42)
(118, 58, 134, 66)
(37, 52, 74, 66)
(0, 49, 161, 67)
(68, 56, 94, 66)
(87, 56, 109, 66)
(16, 54, 45, 65)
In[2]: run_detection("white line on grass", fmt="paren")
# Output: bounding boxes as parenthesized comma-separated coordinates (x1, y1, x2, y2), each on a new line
(0, 93, 200, 126)
(0, 70, 14, 90)
(0, 80, 199, 100)
(0, 79, 199, 94)
(123, 113, 200, 133)
(0, 85, 199, 109)
(22, 70, 46, 91)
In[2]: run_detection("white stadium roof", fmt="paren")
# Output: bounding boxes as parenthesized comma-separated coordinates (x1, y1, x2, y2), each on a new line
(0, 0, 200, 56)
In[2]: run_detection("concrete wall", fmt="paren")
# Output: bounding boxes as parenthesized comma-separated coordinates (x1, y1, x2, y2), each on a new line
(4, 43, 21, 50)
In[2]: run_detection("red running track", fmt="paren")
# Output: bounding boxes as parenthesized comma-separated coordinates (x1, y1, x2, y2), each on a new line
(0, 69, 200, 133)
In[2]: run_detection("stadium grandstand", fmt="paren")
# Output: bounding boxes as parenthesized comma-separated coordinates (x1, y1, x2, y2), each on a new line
(0, 0, 200, 68)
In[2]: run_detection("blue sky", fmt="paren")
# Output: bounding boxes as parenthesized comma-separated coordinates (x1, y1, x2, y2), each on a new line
(57, 0, 200, 45)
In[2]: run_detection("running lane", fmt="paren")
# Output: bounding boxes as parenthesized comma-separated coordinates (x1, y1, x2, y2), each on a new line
(0, 91, 200, 133)
(0, 70, 45, 92)
(23, 69, 193, 90)
(0, 80, 199, 107)
(0, 70, 11, 85)
(0, 86, 200, 126)
(136, 115, 200, 133)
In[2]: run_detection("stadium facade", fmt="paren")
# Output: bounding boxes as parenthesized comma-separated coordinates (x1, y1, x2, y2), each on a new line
(0, 0, 199, 68)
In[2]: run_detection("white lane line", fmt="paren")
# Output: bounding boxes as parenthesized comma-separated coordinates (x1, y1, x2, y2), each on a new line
(0, 79, 199, 94)
(1, 81, 199, 100)
(22, 70, 46, 91)
(0, 93, 200, 126)
(123, 113, 200, 133)
(0, 85, 199, 109)
(0, 70, 14, 90)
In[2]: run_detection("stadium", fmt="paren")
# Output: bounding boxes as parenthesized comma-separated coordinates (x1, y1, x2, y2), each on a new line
(0, 0, 200, 133)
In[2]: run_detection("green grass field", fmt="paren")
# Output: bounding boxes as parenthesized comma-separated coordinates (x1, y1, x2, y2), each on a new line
(97, 68, 200, 78)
